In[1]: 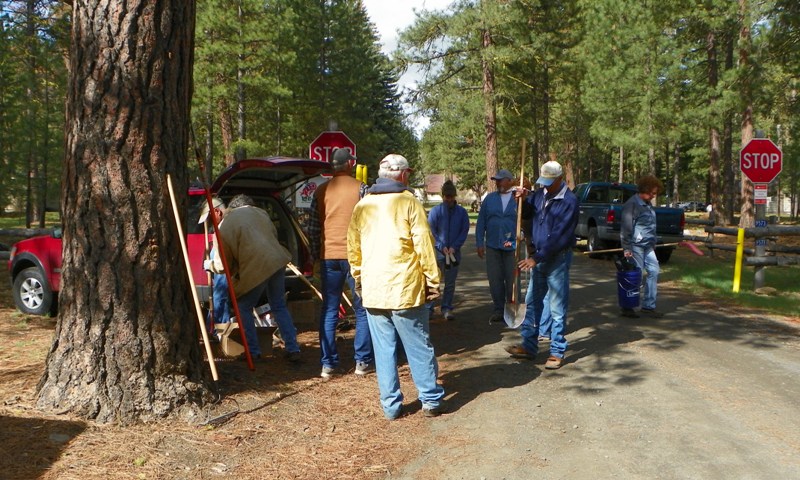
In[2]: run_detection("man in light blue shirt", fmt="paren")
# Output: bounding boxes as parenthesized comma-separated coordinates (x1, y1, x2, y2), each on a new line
(475, 169, 519, 324)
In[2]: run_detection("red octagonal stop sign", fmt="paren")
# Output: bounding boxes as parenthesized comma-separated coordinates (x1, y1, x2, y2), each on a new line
(740, 138, 782, 184)
(309, 131, 356, 164)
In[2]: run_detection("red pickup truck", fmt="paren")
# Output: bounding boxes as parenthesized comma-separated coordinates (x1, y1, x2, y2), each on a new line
(7, 157, 332, 315)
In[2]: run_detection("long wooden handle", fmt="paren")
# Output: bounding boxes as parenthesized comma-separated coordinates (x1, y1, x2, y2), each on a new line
(286, 262, 323, 300)
(515, 141, 526, 243)
(512, 140, 527, 304)
(167, 174, 219, 381)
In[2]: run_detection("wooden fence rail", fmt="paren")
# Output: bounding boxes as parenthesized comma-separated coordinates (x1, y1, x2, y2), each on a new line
(682, 223, 799, 291)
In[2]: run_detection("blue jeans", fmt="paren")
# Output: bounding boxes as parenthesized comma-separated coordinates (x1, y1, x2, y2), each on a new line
(366, 305, 445, 419)
(485, 247, 515, 314)
(319, 259, 373, 368)
(524, 287, 551, 337)
(238, 269, 300, 357)
(520, 249, 572, 358)
(632, 246, 659, 310)
(208, 273, 230, 325)
(428, 250, 459, 313)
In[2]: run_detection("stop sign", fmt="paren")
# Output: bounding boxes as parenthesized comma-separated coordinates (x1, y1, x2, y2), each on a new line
(308, 131, 356, 163)
(740, 138, 782, 184)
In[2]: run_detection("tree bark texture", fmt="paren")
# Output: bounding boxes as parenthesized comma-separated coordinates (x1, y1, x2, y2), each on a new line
(217, 97, 236, 167)
(37, 1, 210, 424)
(482, 27, 498, 192)
(707, 30, 724, 227)
(738, 0, 754, 228)
(722, 35, 736, 226)
(672, 143, 680, 206)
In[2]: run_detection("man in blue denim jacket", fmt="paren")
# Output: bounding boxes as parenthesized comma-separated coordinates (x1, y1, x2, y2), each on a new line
(505, 160, 578, 369)
(620, 175, 665, 318)
(475, 169, 520, 324)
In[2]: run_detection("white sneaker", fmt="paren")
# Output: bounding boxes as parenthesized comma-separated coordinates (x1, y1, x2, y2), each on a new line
(355, 361, 375, 376)
(321, 366, 342, 379)
(443, 310, 455, 321)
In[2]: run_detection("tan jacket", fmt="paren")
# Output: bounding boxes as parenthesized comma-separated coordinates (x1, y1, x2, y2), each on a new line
(347, 190, 440, 309)
(315, 175, 363, 259)
(211, 205, 291, 297)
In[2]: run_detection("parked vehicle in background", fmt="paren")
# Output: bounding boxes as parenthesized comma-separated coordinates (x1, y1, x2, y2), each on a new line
(7, 157, 332, 316)
(573, 182, 685, 263)
(677, 201, 707, 212)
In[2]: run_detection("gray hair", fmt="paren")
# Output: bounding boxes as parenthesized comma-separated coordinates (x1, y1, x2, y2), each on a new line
(228, 194, 256, 209)
(378, 168, 405, 181)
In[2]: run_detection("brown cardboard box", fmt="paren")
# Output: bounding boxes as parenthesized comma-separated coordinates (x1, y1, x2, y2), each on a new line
(215, 322, 277, 357)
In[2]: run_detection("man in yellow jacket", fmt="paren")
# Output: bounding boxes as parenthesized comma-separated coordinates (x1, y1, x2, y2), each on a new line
(347, 154, 445, 420)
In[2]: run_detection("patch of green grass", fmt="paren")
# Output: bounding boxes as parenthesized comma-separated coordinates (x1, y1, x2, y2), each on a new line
(662, 249, 800, 316)
(0, 212, 60, 230)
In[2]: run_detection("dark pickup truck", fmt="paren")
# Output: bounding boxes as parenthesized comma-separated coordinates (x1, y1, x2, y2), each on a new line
(573, 182, 685, 263)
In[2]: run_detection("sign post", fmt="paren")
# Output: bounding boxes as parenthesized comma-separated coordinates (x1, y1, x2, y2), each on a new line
(740, 137, 783, 290)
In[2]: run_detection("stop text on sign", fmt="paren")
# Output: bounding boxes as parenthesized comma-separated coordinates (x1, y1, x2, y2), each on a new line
(741, 152, 780, 171)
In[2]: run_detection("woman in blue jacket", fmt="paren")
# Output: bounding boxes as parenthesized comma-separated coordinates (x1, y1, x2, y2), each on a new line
(428, 180, 470, 320)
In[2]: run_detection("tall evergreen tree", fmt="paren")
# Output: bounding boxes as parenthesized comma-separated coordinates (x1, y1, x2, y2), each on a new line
(37, 0, 210, 424)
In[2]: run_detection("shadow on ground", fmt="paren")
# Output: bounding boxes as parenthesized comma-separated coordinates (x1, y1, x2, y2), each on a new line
(0, 415, 86, 480)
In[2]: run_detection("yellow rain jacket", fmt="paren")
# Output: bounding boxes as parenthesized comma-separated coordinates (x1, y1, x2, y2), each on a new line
(347, 186, 440, 309)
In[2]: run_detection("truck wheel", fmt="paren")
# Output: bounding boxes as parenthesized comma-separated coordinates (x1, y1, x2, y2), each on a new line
(655, 247, 673, 264)
(587, 227, 606, 258)
(13, 267, 55, 316)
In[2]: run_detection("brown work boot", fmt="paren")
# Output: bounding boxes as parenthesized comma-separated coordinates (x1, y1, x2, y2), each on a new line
(504, 344, 535, 360)
(545, 356, 563, 369)
(640, 308, 664, 318)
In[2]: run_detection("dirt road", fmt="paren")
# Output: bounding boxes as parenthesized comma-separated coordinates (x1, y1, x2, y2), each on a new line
(2, 231, 798, 479)
(392, 238, 800, 479)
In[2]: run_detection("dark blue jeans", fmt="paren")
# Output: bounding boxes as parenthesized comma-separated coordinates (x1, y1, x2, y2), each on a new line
(319, 259, 373, 368)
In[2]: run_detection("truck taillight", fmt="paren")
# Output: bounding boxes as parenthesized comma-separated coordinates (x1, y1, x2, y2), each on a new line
(680, 212, 686, 230)
(606, 209, 615, 224)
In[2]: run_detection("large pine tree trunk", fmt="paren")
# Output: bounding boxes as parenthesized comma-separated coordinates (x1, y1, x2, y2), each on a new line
(218, 98, 236, 167)
(707, 31, 725, 227)
(672, 143, 680, 206)
(722, 35, 737, 226)
(37, 1, 210, 425)
(738, 0, 754, 228)
(482, 27, 498, 192)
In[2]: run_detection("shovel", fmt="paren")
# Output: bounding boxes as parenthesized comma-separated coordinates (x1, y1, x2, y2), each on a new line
(503, 141, 528, 329)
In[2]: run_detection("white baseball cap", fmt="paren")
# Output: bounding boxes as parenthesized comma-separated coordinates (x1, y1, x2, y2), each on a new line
(536, 161, 563, 186)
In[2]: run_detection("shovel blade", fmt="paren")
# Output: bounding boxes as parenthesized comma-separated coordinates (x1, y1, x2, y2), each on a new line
(503, 302, 526, 329)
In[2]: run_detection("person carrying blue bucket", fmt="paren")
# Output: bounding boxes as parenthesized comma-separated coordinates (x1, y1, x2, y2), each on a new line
(619, 175, 665, 318)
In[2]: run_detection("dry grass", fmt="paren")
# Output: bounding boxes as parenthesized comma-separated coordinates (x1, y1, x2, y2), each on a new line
(0, 285, 435, 480)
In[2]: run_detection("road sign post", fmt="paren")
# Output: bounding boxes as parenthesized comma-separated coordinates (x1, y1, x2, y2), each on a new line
(740, 137, 782, 290)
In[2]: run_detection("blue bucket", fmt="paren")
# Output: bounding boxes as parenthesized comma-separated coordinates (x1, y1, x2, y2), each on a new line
(617, 268, 642, 309)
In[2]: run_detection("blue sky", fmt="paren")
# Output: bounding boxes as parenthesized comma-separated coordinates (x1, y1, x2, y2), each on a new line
(362, 0, 453, 133)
